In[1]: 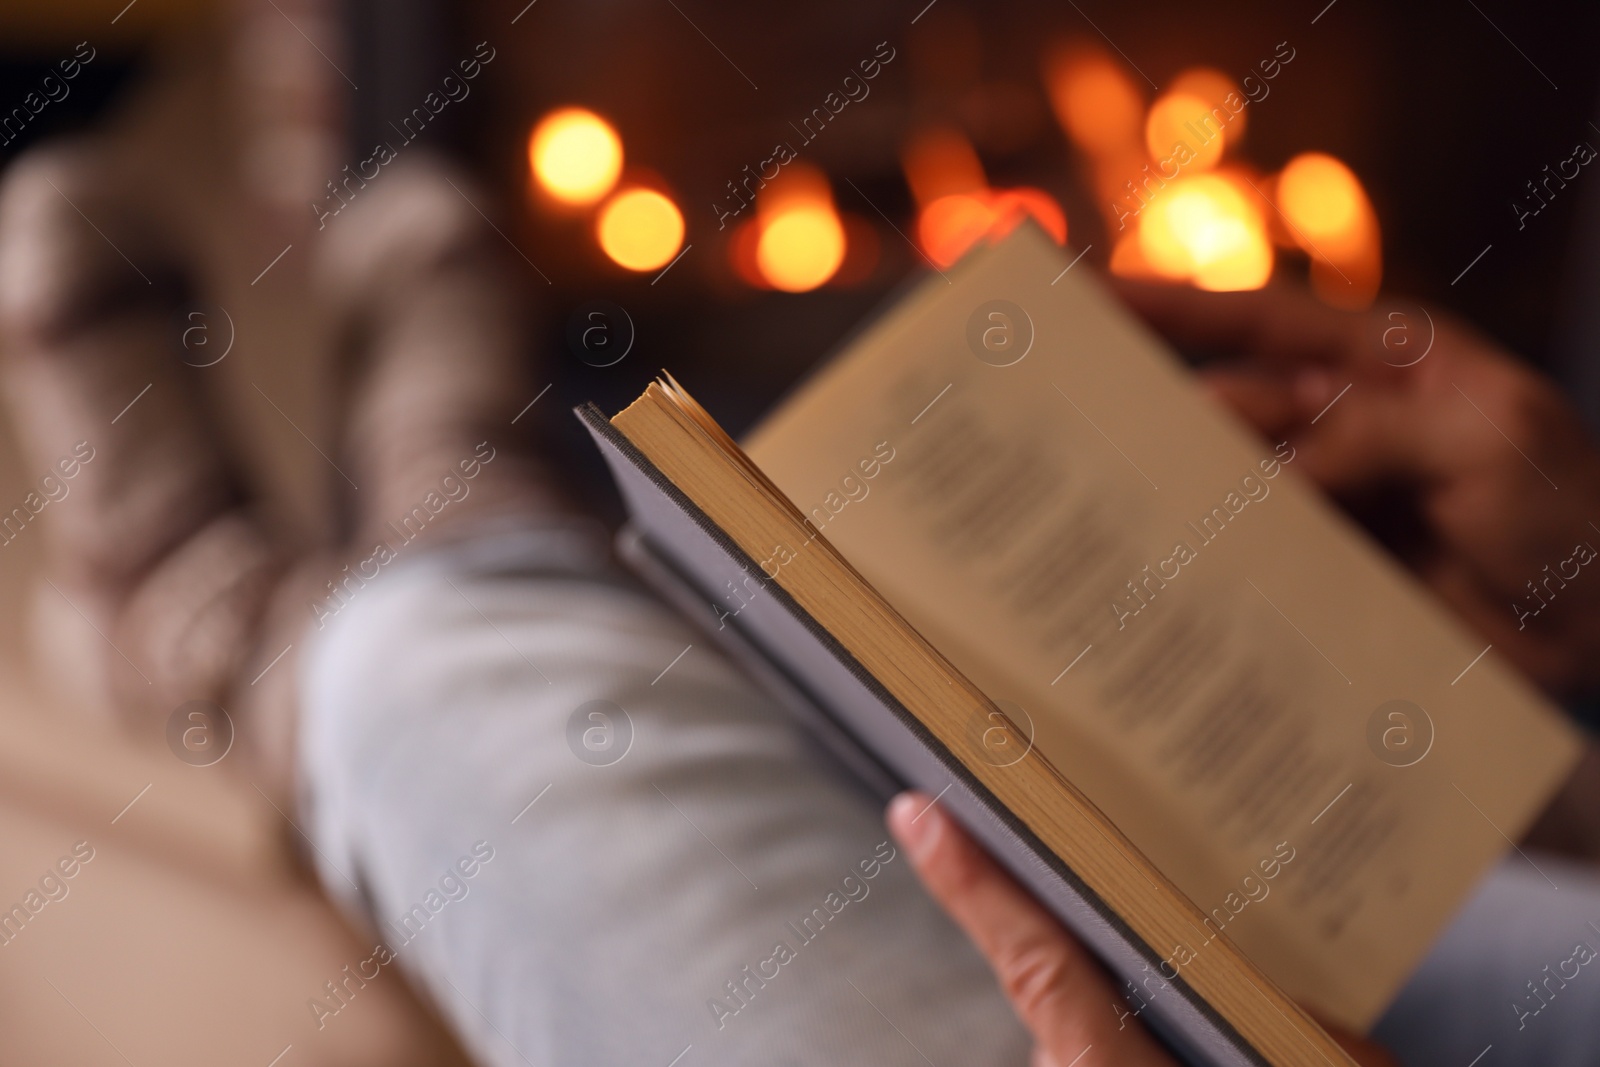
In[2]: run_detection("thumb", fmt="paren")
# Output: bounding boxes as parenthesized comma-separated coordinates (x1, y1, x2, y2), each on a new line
(887, 793, 1175, 1067)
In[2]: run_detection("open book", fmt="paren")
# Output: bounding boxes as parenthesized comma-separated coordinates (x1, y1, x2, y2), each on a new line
(577, 224, 1579, 1067)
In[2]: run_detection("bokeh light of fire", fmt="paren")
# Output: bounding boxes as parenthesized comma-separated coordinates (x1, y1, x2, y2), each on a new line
(902, 124, 1066, 270)
(597, 187, 685, 272)
(528, 107, 623, 207)
(528, 108, 687, 274)
(525, 42, 1381, 304)
(1045, 41, 1381, 303)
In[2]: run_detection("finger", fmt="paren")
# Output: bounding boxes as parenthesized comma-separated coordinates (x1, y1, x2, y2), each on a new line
(1199, 367, 1418, 495)
(1200, 368, 1306, 439)
(1413, 552, 1578, 693)
(1275, 397, 1414, 495)
(1286, 375, 1495, 496)
(1111, 279, 1357, 368)
(887, 793, 1175, 1067)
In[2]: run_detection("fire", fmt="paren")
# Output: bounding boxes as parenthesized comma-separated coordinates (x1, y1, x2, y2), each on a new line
(902, 124, 1065, 269)
(753, 164, 846, 292)
(1144, 91, 1226, 171)
(918, 194, 1000, 268)
(1043, 44, 1144, 156)
(1276, 152, 1380, 307)
(757, 209, 846, 291)
(1170, 68, 1247, 145)
(1110, 231, 1161, 279)
(1136, 173, 1272, 291)
(1277, 152, 1368, 254)
(915, 189, 1065, 268)
(529, 108, 623, 206)
(901, 126, 987, 205)
(597, 187, 684, 271)
(1040, 42, 1376, 304)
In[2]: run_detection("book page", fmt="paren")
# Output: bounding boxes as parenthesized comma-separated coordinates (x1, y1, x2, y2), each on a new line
(743, 224, 1580, 1029)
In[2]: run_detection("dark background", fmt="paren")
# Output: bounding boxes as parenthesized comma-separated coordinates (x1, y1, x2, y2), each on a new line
(5, 0, 1600, 465)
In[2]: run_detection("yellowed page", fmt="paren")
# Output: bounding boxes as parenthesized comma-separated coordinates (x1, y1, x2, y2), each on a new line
(744, 224, 1580, 1029)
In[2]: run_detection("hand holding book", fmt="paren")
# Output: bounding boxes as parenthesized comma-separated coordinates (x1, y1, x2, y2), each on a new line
(888, 791, 1398, 1067)
(1115, 280, 1600, 700)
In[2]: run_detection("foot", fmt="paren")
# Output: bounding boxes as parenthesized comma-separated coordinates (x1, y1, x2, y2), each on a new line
(0, 140, 285, 747)
(242, 154, 577, 794)
(316, 153, 570, 549)
(0, 140, 573, 804)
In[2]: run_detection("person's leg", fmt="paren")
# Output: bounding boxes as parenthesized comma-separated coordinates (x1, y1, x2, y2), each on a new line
(0, 135, 1026, 1062)
(290, 157, 1029, 1066)
(1373, 852, 1600, 1067)
(299, 530, 1031, 1066)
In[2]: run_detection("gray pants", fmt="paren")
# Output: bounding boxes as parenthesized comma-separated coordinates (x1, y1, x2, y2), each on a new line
(297, 522, 1600, 1067)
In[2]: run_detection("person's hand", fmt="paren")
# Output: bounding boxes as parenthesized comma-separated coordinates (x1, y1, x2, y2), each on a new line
(886, 791, 1177, 1067)
(1115, 281, 1600, 700)
(887, 793, 1397, 1067)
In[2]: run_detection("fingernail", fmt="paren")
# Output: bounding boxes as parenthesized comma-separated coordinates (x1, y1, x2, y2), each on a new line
(889, 792, 943, 862)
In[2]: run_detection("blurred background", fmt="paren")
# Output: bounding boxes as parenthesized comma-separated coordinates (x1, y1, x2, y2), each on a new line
(0, 0, 1597, 1062)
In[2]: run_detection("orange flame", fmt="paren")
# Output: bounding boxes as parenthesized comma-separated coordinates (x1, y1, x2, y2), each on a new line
(1145, 92, 1227, 172)
(917, 189, 1066, 268)
(752, 164, 846, 292)
(1043, 43, 1144, 157)
(1051, 43, 1377, 303)
(902, 125, 1065, 269)
(901, 126, 988, 207)
(1130, 173, 1272, 291)
(597, 186, 684, 271)
(1276, 152, 1380, 308)
(1169, 68, 1247, 146)
(529, 108, 623, 206)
